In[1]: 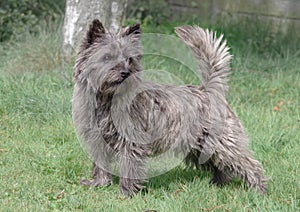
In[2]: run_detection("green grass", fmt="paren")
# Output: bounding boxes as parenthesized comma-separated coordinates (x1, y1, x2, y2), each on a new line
(0, 20, 299, 211)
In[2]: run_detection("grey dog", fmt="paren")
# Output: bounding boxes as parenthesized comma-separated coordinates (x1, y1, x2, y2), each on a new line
(72, 19, 267, 197)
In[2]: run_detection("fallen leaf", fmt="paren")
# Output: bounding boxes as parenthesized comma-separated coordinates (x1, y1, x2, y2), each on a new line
(273, 106, 279, 111)
(56, 189, 65, 199)
(277, 101, 283, 106)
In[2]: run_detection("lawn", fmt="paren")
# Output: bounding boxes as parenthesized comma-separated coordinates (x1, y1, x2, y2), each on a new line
(0, 21, 299, 211)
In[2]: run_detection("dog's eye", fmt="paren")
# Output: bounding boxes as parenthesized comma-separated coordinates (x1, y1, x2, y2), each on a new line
(103, 55, 111, 62)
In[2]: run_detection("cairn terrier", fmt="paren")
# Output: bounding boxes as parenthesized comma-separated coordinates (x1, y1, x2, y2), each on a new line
(72, 19, 267, 197)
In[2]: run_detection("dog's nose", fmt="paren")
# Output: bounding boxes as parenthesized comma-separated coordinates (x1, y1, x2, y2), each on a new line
(120, 69, 130, 78)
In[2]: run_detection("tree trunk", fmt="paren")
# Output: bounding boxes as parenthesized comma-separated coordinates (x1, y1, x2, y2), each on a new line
(62, 0, 128, 59)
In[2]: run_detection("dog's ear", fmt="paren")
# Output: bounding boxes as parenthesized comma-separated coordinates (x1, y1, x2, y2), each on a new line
(121, 23, 142, 39)
(85, 19, 106, 46)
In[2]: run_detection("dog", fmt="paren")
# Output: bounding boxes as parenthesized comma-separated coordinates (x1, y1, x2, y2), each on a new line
(72, 19, 268, 197)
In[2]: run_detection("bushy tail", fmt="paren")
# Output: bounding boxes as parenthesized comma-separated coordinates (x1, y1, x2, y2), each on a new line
(175, 26, 232, 100)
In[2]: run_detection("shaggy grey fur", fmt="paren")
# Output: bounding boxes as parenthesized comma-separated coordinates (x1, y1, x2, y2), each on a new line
(72, 19, 268, 197)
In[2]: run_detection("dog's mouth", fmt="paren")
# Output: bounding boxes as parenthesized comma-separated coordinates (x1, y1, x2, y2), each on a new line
(110, 78, 126, 87)
(101, 72, 135, 94)
(113, 72, 131, 85)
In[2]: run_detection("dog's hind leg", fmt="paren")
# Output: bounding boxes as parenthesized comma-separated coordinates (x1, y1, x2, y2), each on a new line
(211, 134, 268, 194)
(185, 149, 201, 169)
(185, 148, 233, 185)
(209, 165, 233, 185)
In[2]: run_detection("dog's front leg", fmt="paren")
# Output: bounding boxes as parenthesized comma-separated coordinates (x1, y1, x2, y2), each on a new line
(119, 150, 147, 197)
(80, 162, 112, 187)
(79, 132, 113, 187)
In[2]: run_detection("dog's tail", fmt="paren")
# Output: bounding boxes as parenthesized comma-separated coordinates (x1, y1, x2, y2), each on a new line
(175, 26, 232, 100)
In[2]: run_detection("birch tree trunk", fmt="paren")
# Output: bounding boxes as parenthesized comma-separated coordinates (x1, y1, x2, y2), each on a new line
(62, 0, 128, 58)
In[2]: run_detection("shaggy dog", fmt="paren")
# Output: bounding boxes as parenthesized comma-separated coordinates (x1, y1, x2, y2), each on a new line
(72, 19, 267, 197)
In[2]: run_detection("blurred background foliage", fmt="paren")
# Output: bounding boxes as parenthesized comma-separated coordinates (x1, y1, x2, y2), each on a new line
(0, 0, 173, 42)
(126, 0, 170, 25)
(0, 0, 65, 42)
(0, 0, 299, 58)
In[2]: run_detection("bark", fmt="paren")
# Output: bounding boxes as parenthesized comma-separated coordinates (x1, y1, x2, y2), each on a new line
(62, 0, 128, 58)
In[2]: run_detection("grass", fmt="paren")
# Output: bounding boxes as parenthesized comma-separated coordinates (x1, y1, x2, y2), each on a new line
(0, 20, 299, 211)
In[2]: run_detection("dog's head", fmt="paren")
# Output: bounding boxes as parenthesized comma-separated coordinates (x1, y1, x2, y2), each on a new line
(74, 19, 143, 94)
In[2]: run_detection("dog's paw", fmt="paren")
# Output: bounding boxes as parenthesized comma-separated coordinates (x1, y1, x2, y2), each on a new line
(120, 184, 137, 197)
(120, 178, 144, 197)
